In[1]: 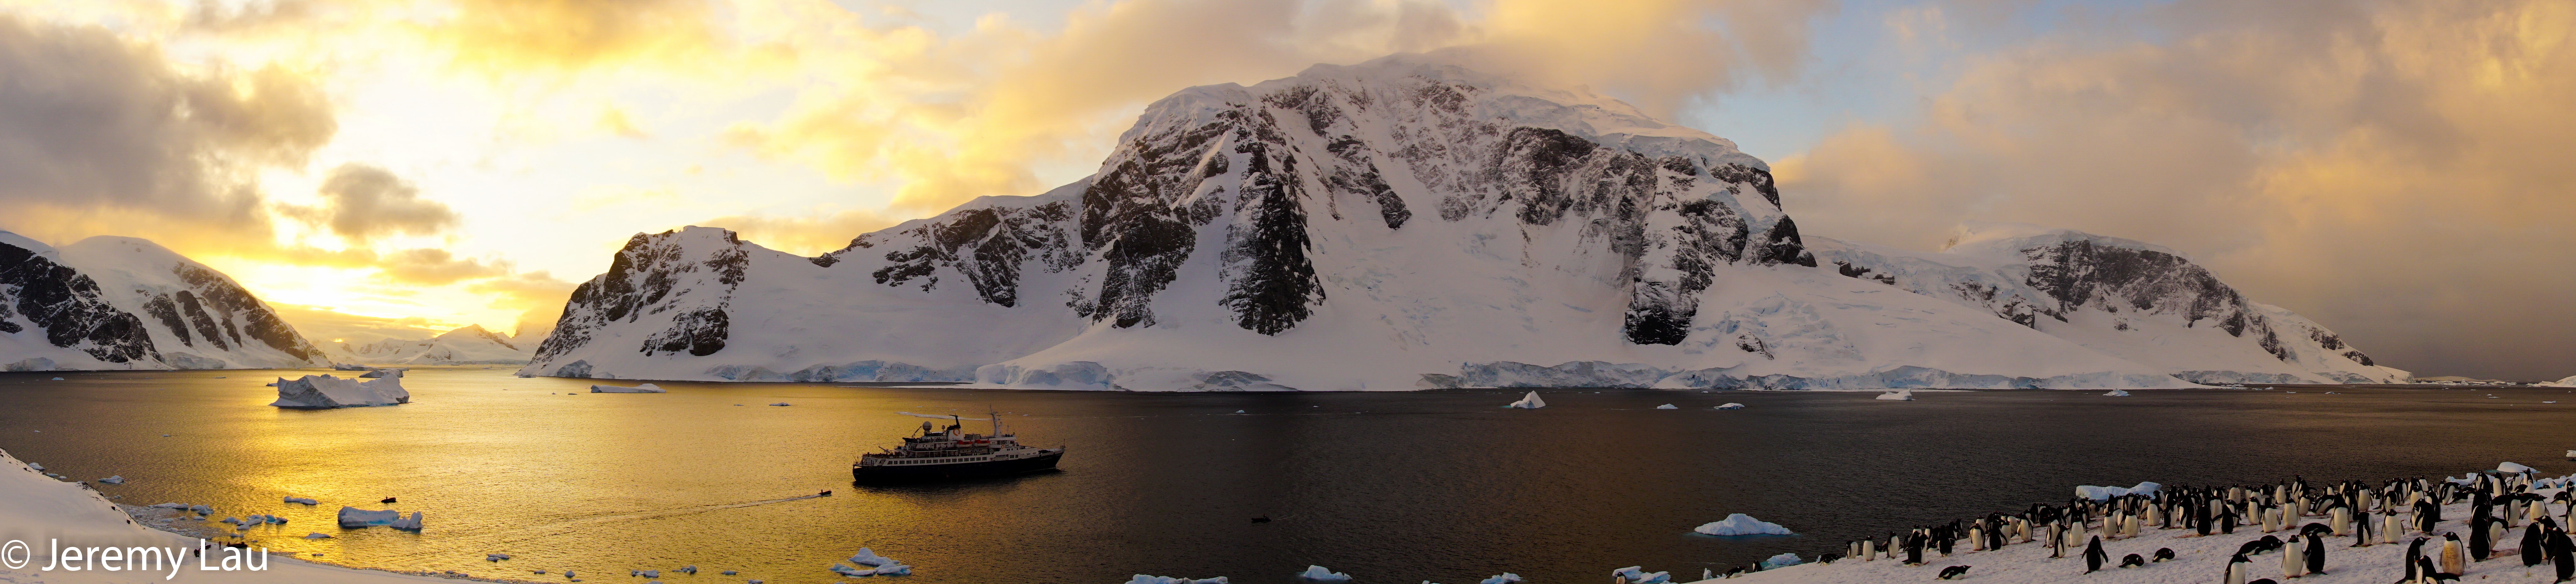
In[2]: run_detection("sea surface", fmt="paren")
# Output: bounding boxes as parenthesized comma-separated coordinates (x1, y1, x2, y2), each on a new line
(3, 368, 2572, 584)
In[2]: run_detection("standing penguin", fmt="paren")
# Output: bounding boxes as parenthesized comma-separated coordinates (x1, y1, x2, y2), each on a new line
(1905, 532, 1926, 565)
(2223, 553, 2251, 584)
(2471, 515, 2493, 561)
(2304, 532, 2326, 575)
(2279, 534, 2303, 578)
(2331, 505, 2352, 536)
(2403, 537, 2428, 583)
(2548, 527, 2576, 583)
(2085, 535, 2107, 573)
(2385, 511, 2407, 544)
(1861, 537, 1877, 561)
(2199, 498, 2218, 536)
(2353, 509, 2375, 547)
(2525, 523, 2548, 567)
(2440, 532, 2466, 575)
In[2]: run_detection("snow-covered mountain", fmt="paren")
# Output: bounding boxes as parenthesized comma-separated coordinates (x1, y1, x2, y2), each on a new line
(522, 54, 2404, 390)
(327, 324, 533, 365)
(1, 233, 328, 371)
(2543, 375, 2575, 388)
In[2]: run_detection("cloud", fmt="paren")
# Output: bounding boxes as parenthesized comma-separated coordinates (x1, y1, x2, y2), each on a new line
(596, 105, 650, 138)
(0, 12, 333, 232)
(1775, 0, 2576, 379)
(376, 248, 510, 285)
(464, 270, 578, 340)
(280, 163, 464, 243)
(697, 208, 900, 256)
(426, 0, 729, 76)
(265, 303, 452, 345)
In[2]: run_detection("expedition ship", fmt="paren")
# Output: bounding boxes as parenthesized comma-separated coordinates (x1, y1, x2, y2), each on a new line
(852, 413, 1064, 482)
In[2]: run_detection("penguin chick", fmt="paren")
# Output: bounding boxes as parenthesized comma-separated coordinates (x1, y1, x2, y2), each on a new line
(2118, 553, 2145, 568)
(2152, 548, 2176, 562)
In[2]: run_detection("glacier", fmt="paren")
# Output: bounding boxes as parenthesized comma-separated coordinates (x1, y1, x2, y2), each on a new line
(518, 53, 2405, 391)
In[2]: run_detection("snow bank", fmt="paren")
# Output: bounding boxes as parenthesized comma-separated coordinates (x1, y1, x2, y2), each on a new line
(589, 383, 666, 393)
(1505, 391, 1546, 409)
(336, 506, 424, 530)
(271, 374, 410, 408)
(1295, 565, 1352, 581)
(2073, 481, 2160, 500)
(1694, 513, 1794, 536)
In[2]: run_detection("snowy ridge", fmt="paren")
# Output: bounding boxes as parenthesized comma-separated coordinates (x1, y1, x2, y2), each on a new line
(520, 54, 2390, 390)
(2, 233, 327, 371)
(328, 324, 533, 365)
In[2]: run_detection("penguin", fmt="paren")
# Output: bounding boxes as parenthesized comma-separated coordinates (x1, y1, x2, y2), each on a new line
(2085, 535, 2107, 573)
(1935, 565, 1970, 580)
(2223, 553, 2250, 584)
(2046, 523, 2066, 558)
(1847, 540, 1861, 560)
(1969, 524, 1985, 551)
(2330, 505, 2352, 536)
(1862, 537, 1876, 561)
(2439, 532, 2465, 575)
(2119, 553, 2144, 568)
(2352, 509, 2375, 547)
(2419, 555, 2461, 582)
(2526, 523, 2550, 566)
(1906, 532, 1926, 565)
(2470, 515, 2492, 561)
(2153, 547, 2176, 562)
(2402, 537, 2427, 582)
(2223, 507, 2241, 535)
(2548, 527, 2576, 583)
(1937, 525, 1955, 556)
(2385, 511, 2407, 544)
(2279, 534, 2302, 578)
(2489, 515, 2510, 559)
(1817, 553, 1840, 564)
(2199, 497, 2218, 536)
(2303, 532, 2326, 575)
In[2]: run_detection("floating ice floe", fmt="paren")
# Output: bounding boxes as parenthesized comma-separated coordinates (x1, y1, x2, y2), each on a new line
(1609, 566, 1670, 584)
(190, 504, 213, 514)
(1874, 390, 1914, 401)
(1653, 404, 1678, 409)
(98, 475, 125, 484)
(25, 463, 41, 471)
(1478, 574, 1523, 584)
(285, 497, 319, 505)
(1714, 403, 1746, 410)
(358, 368, 406, 379)
(270, 374, 410, 408)
(1759, 553, 1804, 569)
(679, 565, 696, 574)
(51, 377, 63, 380)
(769, 402, 792, 407)
(2501, 461, 2536, 474)
(721, 570, 736, 575)
(1130, 576, 1230, 584)
(1694, 513, 1793, 536)
(1295, 565, 1352, 582)
(2074, 481, 2162, 500)
(149, 502, 186, 508)
(336, 506, 424, 530)
(2103, 389, 2131, 396)
(304, 533, 330, 539)
(487, 554, 511, 562)
(589, 383, 666, 393)
(1504, 391, 1546, 409)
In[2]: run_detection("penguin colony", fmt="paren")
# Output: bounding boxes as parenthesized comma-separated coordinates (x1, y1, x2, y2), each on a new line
(1709, 470, 2576, 582)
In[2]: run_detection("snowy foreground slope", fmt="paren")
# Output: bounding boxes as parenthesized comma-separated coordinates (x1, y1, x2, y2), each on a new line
(1, 233, 328, 371)
(0, 449, 454, 584)
(523, 54, 2401, 390)
(327, 324, 534, 365)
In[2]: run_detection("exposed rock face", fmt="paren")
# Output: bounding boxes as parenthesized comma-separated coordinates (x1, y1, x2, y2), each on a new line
(2, 233, 325, 370)
(519, 54, 2395, 390)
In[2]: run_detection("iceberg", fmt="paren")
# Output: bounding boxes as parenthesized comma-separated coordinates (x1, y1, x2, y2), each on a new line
(336, 506, 424, 530)
(590, 383, 666, 393)
(1654, 404, 1679, 409)
(1479, 574, 1523, 584)
(97, 475, 124, 484)
(1130, 576, 1229, 584)
(1874, 390, 1915, 401)
(1759, 553, 1804, 569)
(1694, 513, 1794, 536)
(2075, 481, 2162, 500)
(2104, 389, 2132, 396)
(285, 497, 319, 505)
(270, 374, 410, 408)
(1714, 403, 1746, 409)
(2501, 461, 2535, 474)
(1504, 391, 1546, 409)
(1295, 565, 1352, 582)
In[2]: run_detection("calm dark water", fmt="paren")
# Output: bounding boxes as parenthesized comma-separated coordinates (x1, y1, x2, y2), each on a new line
(3, 368, 2573, 583)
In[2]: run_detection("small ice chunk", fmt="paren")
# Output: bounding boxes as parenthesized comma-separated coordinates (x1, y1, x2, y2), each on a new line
(1295, 565, 1352, 582)
(2501, 462, 2536, 474)
(1653, 404, 1678, 409)
(1479, 574, 1523, 584)
(1505, 391, 1546, 409)
(848, 548, 893, 566)
(770, 402, 791, 407)
(1694, 514, 1793, 536)
(488, 554, 511, 562)
(2104, 389, 2132, 396)
(1714, 403, 1746, 409)
(150, 502, 187, 508)
(874, 564, 911, 576)
(2075, 481, 2162, 500)
(190, 504, 213, 514)
(1609, 567, 1670, 584)
(641, 570, 659, 577)
(589, 383, 666, 393)
(97, 475, 126, 484)
(304, 533, 331, 539)
(51, 377, 63, 380)
(337, 507, 424, 530)
(1875, 390, 1915, 401)
(680, 565, 697, 574)
(285, 497, 319, 505)
(1130, 576, 1230, 584)
(1759, 553, 1803, 569)
(721, 570, 737, 576)
(25, 463, 41, 471)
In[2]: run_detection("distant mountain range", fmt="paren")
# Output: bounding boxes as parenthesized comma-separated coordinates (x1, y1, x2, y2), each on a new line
(516, 54, 2410, 390)
(326, 324, 535, 365)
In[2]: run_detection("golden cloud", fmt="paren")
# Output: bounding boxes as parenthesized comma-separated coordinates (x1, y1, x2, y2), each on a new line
(696, 208, 900, 256)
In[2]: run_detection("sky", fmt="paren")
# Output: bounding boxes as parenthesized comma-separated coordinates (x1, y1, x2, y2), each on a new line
(0, 0, 2567, 379)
